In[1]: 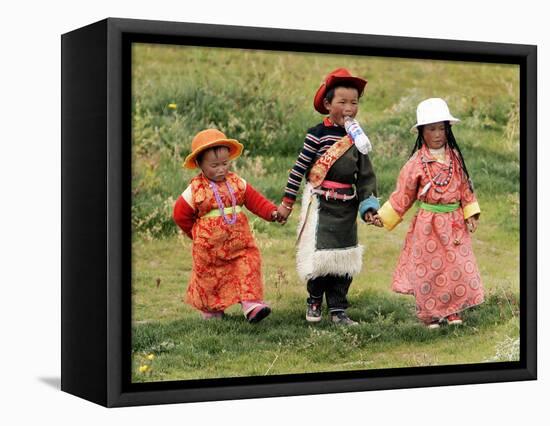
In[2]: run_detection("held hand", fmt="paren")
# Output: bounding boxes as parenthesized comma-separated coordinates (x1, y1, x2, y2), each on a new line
(364, 211, 383, 227)
(276, 204, 291, 224)
(466, 216, 478, 233)
(271, 210, 279, 222)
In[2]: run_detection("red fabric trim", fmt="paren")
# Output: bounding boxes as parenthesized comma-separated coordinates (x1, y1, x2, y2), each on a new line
(173, 196, 195, 238)
(323, 117, 334, 127)
(321, 180, 353, 189)
(282, 196, 296, 206)
(244, 184, 277, 221)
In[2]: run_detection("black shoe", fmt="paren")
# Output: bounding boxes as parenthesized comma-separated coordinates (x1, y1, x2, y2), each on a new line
(330, 311, 358, 326)
(306, 298, 322, 323)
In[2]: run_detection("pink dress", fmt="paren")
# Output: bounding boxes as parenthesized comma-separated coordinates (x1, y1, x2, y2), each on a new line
(380, 145, 484, 322)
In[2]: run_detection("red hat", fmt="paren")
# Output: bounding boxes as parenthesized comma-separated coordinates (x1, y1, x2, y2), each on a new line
(313, 68, 367, 114)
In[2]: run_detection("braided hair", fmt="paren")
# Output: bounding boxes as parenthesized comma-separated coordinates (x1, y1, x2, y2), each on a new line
(411, 122, 474, 192)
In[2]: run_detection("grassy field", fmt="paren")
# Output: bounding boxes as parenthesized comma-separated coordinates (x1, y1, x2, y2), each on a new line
(130, 44, 520, 382)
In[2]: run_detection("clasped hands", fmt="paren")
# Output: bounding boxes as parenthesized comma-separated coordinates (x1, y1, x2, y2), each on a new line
(364, 210, 383, 227)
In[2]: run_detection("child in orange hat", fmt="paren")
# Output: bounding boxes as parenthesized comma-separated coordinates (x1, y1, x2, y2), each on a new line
(276, 68, 382, 326)
(173, 129, 279, 323)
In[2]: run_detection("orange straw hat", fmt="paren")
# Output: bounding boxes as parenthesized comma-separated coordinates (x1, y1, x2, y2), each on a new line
(183, 129, 244, 169)
(313, 68, 367, 114)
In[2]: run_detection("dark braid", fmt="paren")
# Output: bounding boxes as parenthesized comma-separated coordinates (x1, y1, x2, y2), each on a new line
(445, 123, 474, 192)
(409, 129, 424, 157)
(410, 122, 474, 192)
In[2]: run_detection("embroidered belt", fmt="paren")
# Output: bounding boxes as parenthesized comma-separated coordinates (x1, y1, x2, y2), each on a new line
(418, 201, 460, 213)
(320, 180, 353, 189)
(201, 206, 243, 218)
(311, 187, 356, 201)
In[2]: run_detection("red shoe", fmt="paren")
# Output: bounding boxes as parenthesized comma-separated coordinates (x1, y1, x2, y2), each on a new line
(446, 313, 463, 325)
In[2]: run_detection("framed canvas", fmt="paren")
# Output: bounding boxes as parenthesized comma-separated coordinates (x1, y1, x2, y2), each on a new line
(61, 17, 537, 407)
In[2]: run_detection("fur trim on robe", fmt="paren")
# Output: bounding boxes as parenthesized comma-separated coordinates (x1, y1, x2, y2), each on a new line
(296, 183, 364, 281)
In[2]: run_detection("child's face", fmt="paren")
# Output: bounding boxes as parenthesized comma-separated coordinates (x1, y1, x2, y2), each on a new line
(198, 147, 231, 182)
(422, 122, 447, 150)
(323, 87, 359, 126)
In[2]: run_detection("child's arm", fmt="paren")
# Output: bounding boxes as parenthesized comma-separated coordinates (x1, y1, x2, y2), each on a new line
(279, 130, 322, 217)
(173, 187, 195, 238)
(356, 153, 381, 225)
(243, 181, 278, 222)
(378, 156, 422, 231)
(458, 165, 480, 233)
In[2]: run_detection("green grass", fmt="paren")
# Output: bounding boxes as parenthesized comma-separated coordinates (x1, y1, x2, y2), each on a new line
(130, 43, 520, 382)
(131, 207, 520, 382)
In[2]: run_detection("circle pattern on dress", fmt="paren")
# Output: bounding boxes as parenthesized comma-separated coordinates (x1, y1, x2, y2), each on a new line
(465, 261, 475, 274)
(426, 239, 437, 253)
(446, 251, 456, 263)
(413, 245, 423, 259)
(469, 277, 480, 290)
(434, 215, 445, 229)
(431, 256, 443, 270)
(440, 233, 450, 246)
(440, 292, 451, 303)
(425, 298, 436, 310)
(421, 282, 431, 295)
(422, 223, 433, 236)
(459, 245, 470, 257)
(435, 273, 447, 287)
(416, 264, 427, 278)
(450, 267, 462, 281)
(454, 285, 466, 297)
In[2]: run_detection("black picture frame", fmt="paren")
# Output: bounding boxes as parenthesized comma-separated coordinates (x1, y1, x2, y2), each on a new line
(61, 17, 537, 407)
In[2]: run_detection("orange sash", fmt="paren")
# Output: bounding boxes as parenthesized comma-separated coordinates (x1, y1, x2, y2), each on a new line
(308, 135, 353, 187)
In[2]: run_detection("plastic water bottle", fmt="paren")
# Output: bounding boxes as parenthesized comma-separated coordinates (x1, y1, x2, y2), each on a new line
(344, 116, 372, 154)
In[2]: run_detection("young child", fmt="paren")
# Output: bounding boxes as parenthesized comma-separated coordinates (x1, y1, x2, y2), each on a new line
(378, 98, 484, 328)
(173, 129, 278, 323)
(276, 68, 381, 326)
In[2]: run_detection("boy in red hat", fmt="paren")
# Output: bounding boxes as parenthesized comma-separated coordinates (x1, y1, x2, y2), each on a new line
(173, 129, 278, 323)
(277, 68, 382, 325)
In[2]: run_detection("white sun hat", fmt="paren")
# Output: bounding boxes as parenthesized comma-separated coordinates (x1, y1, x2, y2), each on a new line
(411, 98, 460, 132)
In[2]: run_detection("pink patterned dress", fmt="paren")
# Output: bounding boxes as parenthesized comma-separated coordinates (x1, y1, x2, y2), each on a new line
(379, 145, 484, 323)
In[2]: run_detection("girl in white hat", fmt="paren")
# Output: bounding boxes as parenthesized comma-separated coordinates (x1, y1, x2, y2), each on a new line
(378, 98, 484, 329)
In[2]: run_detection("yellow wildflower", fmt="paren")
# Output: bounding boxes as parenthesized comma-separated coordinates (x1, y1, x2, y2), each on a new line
(139, 365, 150, 373)
(146, 354, 155, 361)
(168, 103, 177, 110)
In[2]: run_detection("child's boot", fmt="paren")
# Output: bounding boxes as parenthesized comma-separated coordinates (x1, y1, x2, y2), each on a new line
(306, 296, 323, 323)
(330, 310, 358, 326)
(242, 301, 271, 323)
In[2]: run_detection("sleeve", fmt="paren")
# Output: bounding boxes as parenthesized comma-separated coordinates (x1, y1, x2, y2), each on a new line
(244, 182, 277, 221)
(378, 156, 421, 231)
(459, 171, 481, 220)
(282, 131, 321, 205)
(356, 153, 380, 222)
(173, 188, 196, 239)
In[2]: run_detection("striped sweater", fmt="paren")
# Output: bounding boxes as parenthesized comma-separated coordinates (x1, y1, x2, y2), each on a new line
(283, 117, 347, 204)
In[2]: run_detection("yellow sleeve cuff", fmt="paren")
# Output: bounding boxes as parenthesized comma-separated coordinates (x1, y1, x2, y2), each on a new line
(463, 201, 481, 219)
(378, 201, 402, 231)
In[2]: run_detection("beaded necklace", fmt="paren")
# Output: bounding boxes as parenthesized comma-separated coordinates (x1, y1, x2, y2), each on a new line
(209, 178, 238, 225)
(421, 146, 454, 194)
